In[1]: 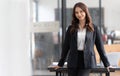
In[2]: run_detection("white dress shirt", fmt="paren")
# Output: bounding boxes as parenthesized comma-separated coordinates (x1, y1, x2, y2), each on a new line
(77, 28, 86, 50)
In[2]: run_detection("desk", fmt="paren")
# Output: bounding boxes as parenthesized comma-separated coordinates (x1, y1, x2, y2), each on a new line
(48, 65, 120, 76)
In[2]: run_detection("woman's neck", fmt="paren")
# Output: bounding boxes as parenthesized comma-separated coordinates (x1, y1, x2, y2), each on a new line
(79, 20, 86, 30)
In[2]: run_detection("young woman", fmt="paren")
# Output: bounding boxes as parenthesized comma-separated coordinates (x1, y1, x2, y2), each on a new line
(54, 2, 112, 76)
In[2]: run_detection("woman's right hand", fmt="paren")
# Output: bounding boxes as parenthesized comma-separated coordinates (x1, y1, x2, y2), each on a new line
(52, 65, 61, 70)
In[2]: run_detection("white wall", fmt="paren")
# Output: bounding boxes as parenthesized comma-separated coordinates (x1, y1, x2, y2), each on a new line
(0, 0, 32, 76)
(66, 0, 99, 8)
(102, 0, 120, 30)
(38, 0, 58, 21)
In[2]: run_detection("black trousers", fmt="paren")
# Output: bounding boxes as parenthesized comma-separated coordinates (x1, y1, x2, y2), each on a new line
(68, 51, 90, 76)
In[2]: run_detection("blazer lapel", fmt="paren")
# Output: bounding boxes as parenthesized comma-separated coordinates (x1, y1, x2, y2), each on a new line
(75, 31, 77, 50)
(85, 29, 92, 44)
(85, 29, 88, 44)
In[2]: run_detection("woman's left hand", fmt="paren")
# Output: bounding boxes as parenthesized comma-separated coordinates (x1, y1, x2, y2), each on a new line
(106, 65, 114, 72)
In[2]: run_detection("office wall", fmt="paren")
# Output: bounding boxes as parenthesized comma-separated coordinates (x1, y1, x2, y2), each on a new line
(0, 0, 32, 76)
(38, 0, 58, 21)
(102, 0, 120, 30)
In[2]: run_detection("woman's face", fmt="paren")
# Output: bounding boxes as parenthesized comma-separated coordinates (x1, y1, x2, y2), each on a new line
(75, 7, 86, 21)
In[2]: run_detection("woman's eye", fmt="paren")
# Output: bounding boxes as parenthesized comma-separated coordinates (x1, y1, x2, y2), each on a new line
(80, 11, 83, 13)
(75, 12, 78, 14)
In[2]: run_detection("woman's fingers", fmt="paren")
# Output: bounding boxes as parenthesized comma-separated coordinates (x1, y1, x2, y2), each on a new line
(53, 66, 61, 70)
(107, 65, 114, 72)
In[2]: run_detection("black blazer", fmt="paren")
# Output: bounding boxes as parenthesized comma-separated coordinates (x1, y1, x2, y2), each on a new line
(58, 25, 110, 69)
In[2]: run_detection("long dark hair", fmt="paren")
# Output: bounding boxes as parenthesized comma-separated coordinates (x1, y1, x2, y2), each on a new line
(70, 2, 94, 33)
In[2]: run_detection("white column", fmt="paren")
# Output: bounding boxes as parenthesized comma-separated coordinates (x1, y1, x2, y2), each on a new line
(0, 0, 32, 76)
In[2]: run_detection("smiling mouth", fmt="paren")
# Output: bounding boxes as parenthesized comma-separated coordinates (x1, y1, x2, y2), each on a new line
(79, 17, 82, 19)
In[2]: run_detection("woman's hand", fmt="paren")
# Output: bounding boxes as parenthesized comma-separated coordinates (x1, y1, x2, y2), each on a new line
(106, 65, 114, 72)
(52, 65, 61, 70)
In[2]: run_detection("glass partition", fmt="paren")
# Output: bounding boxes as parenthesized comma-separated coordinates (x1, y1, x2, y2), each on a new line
(31, 0, 61, 75)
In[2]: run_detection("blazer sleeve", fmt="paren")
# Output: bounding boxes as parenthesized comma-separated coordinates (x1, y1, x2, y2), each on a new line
(94, 25, 110, 67)
(58, 26, 71, 67)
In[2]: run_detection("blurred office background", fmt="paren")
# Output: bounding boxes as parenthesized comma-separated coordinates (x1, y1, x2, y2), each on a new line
(0, 0, 120, 76)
